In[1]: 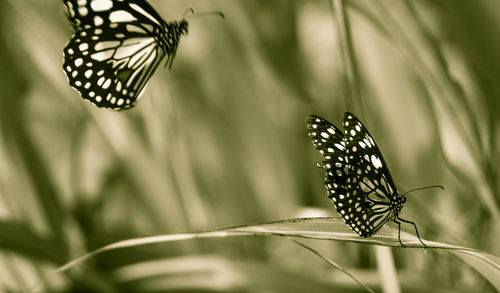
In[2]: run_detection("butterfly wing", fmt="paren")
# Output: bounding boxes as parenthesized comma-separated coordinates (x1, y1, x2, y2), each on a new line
(343, 112, 401, 236)
(63, 0, 167, 29)
(63, 0, 175, 109)
(307, 115, 347, 198)
(308, 114, 374, 234)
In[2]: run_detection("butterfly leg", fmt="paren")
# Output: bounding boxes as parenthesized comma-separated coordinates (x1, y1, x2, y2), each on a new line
(397, 217, 427, 248)
(393, 219, 406, 247)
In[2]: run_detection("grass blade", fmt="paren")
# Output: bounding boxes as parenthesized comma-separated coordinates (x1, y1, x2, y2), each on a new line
(28, 217, 499, 292)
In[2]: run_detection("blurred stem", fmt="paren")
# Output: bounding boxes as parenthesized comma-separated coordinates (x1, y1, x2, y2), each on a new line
(402, 0, 490, 177)
(4, 254, 26, 290)
(370, 1, 479, 156)
(331, 0, 364, 115)
(291, 239, 375, 293)
(68, 116, 87, 204)
(402, 0, 499, 216)
(375, 246, 400, 293)
(370, 2, 500, 220)
(0, 2, 67, 256)
(88, 113, 190, 233)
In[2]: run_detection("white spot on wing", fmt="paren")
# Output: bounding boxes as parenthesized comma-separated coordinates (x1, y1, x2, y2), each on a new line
(102, 78, 112, 89)
(74, 58, 83, 66)
(79, 43, 89, 51)
(97, 76, 105, 86)
(371, 155, 382, 169)
(109, 10, 136, 22)
(94, 16, 104, 26)
(90, 0, 113, 12)
(78, 7, 88, 16)
(334, 143, 345, 151)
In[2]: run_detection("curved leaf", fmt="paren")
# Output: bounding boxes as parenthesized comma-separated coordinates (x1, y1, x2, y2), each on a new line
(28, 217, 499, 292)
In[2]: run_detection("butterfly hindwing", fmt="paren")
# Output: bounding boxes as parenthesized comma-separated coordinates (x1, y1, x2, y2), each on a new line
(63, 22, 165, 108)
(62, 0, 187, 109)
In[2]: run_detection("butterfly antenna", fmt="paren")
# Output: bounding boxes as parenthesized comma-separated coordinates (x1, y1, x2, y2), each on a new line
(401, 185, 444, 197)
(182, 8, 195, 19)
(186, 10, 225, 20)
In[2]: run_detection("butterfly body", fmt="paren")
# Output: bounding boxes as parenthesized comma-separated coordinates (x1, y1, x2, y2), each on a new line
(307, 112, 425, 246)
(63, 0, 188, 109)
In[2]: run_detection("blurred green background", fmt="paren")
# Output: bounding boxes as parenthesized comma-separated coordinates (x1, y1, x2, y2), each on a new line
(0, 0, 499, 292)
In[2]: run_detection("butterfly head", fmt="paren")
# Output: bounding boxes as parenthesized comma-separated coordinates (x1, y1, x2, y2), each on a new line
(398, 195, 406, 207)
(179, 20, 189, 35)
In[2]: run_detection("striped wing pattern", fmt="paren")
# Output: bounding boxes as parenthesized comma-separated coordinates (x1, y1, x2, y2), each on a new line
(63, 0, 187, 109)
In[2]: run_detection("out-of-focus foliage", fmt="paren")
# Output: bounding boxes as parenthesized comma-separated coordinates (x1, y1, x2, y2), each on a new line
(0, 0, 498, 292)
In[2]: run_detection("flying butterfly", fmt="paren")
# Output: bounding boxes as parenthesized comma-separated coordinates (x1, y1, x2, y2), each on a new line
(62, 0, 223, 109)
(307, 112, 442, 247)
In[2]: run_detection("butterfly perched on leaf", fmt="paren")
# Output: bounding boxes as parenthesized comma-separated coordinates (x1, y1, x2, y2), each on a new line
(307, 112, 440, 247)
(62, 0, 190, 109)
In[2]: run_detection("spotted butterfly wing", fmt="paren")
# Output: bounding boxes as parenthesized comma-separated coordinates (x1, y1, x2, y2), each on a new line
(63, 0, 188, 109)
(341, 112, 407, 237)
(307, 115, 347, 199)
(308, 114, 382, 235)
(308, 114, 371, 235)
(308, 112, 429, 246)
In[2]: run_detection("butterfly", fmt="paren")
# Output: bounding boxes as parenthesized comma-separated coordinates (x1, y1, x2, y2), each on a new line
(307, 112, 439, 247)
(62, 0, 189, 109)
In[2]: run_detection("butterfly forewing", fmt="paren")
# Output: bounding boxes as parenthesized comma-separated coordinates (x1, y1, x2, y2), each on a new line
(62, 0, 186, 109)
(307, 115, 347, 199)
(343, 112, 403, 236)
(63, 0, 166, 30)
